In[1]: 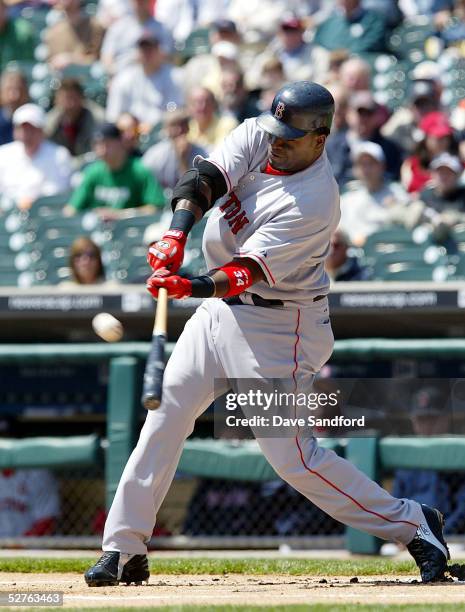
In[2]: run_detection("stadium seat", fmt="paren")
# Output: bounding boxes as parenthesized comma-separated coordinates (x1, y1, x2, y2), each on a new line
(362, 227, 426, 265)
(0, 270, 19, 286)
(372, 244, 449, 281)
(28, 193, 72, 219)
(388, 18, 434, 59)
(376, 263, 449, 281)
(448, 256, 465, 280)
(177, 27, 210, 60)
(138, 122, 163, 153)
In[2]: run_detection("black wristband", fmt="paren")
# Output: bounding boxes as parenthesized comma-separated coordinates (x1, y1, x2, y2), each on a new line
(170, 208, 196, 235)
(190, 275, 216, 298)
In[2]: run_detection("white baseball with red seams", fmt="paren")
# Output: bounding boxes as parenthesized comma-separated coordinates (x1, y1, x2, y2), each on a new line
(102, 118, 424, 555)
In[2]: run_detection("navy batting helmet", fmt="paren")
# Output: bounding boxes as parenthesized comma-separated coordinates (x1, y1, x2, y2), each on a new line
(257, 81, 334, 140)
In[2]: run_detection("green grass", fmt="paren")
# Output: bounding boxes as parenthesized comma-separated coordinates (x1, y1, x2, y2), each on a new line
(0, 557, 420, 576)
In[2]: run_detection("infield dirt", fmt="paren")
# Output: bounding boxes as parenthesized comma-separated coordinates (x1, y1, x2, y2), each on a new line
(1, 572, 465, 608)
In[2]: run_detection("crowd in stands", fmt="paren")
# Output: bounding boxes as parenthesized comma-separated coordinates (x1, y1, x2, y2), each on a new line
(0, 0, 464, 285)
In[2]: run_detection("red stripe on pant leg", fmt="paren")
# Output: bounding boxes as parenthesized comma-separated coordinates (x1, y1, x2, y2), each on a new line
(291, 309, 418, 530)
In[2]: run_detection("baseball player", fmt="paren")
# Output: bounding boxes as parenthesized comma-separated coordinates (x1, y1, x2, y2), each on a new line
(85, 82, 450, 586)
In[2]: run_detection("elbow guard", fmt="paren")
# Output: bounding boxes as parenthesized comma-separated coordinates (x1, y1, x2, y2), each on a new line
(171, 161, 228, 214)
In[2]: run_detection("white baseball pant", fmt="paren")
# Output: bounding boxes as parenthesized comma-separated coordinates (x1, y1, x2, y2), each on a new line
(103, 298, 422, 553)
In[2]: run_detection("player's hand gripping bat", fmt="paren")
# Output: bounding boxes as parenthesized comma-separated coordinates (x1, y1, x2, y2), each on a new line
(142, 287, 168, 410)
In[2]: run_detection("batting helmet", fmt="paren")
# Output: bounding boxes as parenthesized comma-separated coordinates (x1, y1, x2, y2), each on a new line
(257, 81, 334, 140)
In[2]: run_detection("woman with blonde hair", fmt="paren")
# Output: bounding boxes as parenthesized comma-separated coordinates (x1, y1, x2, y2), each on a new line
(68, 236, 105, 285)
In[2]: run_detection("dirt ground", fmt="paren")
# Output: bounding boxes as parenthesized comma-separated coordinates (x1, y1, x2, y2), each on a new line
(1, 573, 465, 608)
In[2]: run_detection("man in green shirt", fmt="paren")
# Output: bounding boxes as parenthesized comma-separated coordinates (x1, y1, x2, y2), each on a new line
(69, 122, 165, 219)
(314, 0, 389, 55)
(0, 1, 35, 71)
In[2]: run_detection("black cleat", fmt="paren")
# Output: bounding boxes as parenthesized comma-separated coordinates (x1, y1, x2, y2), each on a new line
(407, 504, 450, 583)
(84, 552, 149, 587)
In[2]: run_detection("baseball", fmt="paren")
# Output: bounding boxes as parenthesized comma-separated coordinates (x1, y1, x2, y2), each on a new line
(92, 312, 123, 342)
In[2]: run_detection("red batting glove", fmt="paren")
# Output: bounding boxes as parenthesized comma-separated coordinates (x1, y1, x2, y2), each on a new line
(146, 270, 193, 299)
(147, 230, 187, 273)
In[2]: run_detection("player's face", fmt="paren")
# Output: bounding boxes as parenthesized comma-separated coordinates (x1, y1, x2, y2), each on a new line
(267, 132, 327, 172)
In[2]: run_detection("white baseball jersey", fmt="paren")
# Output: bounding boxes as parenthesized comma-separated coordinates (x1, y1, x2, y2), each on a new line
(200, 118, 340, 306)
(103, 115, 425, 559)
(0, 469, 60, 537)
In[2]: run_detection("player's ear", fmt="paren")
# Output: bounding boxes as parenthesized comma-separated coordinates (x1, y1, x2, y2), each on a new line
(315, 134, 327, 148)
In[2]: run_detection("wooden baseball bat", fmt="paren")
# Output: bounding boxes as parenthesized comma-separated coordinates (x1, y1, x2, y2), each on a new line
(142, 288, 168, 410)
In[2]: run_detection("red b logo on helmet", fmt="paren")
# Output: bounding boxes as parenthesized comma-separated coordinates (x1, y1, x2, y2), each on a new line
(274, 102, 285, 119)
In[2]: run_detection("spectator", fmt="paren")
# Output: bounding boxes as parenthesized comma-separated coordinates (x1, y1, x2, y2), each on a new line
(0, 103, 72, 210)
(67, 122, 164, 219)
(325, 229, 371, 281)
(325, 84, 351, 185)
(339, 56, 372, 93)
(209, 18, 242, 46)
(418, 153, 465, 241)
(45, 78, 104, 157)
(142, 109, 207, 192)
(116, 112, 142, 157)
(44, 0, 104, 70)
(219, 69, 260, 123)
(339, 141, 412, 246)
(322, 49, 350, 86)
(106, 30, 183, 129)
(0, 468, 60, 537)
(364, 0, 403, 27)
(392, 386, 465, 536)
(314, 0, 390, 54)
(0, 69, 28, 146)
(187, 86, 237, 152)
(182, 19, 242, 96)
(155, 0, 227, 46)
(258, 56, 285, 92)
(256, 57, 286, 114)
(247, 15, 329, 90)
(399, 0, 453, 29)
(401, 111, 457, 194)
(349, 90, 403, 180)
(96, 0, 131, 29)
(201, 41, 242, 101)
(65, 236, 107, 285)
(227, 0, 304, 43)
(328, 84, 349, 133)
(100, 0, 173, 76)
(0, 0, 35, 71)
(382, 80, 442, 154)
(327, 90, 403, 186)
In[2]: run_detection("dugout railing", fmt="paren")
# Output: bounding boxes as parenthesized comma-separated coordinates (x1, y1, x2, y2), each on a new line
(1, 340, 465, 553)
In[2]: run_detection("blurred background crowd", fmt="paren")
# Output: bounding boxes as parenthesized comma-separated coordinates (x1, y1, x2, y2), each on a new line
(3, 0, 465, 544)
(0, 0, 465, 285)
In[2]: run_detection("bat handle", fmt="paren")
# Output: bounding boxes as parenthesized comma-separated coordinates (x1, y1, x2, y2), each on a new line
(142, 288, 168, 410)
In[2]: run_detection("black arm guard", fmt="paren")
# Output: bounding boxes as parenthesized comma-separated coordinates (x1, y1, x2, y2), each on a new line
(197, 160, 228, 203)
(171, 161, 228, 213)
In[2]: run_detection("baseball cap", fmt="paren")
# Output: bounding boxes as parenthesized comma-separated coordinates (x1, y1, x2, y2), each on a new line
(411, 61, 441, 82)
(94, 122, 122, 140)
(349, 90, 378, 111)
(211, 19, 237, 33)
(137, 29, 159, 46)
(419, 111, 453, 138)
(211, 41, 239, 61)
(430, 152, 462, 174)
(351, 141, 385, 163)
(411, 387, 444, 417)
(12, 103, 46, 129)
(280, 16, 303, 30)
(410, 79, 436, 102)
